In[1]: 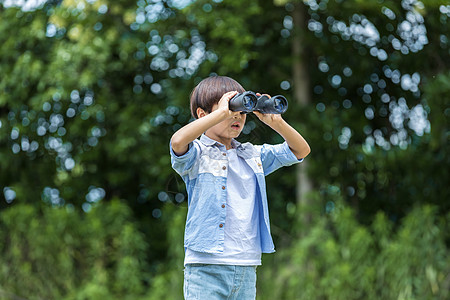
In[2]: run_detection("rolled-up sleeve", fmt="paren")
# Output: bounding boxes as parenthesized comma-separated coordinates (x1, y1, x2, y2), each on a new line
(259, 141, 303, 176)
(170, 140, 200, 177)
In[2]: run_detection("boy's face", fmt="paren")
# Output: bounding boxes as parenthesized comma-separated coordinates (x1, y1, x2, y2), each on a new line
(205, 103, 247, 143)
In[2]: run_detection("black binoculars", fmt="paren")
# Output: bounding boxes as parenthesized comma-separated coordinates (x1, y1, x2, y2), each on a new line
(229, 91, 288, 114)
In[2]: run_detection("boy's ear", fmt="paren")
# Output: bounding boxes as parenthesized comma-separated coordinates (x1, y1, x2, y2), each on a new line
(196, 107, 207, 118)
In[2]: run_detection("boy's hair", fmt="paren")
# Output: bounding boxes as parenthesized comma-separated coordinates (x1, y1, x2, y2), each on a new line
(190, 76, 245, 119)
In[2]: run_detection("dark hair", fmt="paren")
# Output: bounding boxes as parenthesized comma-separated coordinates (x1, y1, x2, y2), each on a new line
(190, 76, 245, 119)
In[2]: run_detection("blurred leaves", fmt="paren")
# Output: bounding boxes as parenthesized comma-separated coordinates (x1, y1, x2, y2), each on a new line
(0, 200, 149, 300)
(257, 202, 450, 300)
(0, 0, 449, 299)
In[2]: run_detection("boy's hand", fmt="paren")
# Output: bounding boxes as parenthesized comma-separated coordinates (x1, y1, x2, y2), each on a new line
(254, 93, 310, 159)
(218, 91, 240, 119)
(253, 93, 284, 127)
(253, 110, 283, 127)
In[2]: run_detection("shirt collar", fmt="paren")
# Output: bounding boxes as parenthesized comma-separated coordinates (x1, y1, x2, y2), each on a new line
(200, 134, 243, 150)
(231, 139, 243, 150)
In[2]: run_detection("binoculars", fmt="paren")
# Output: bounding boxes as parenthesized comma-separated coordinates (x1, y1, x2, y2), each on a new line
(229, 91, 288, 114)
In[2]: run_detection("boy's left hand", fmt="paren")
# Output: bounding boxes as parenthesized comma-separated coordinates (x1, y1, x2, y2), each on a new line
(253, 93, 283, 127)
(253, 110, 283, 127)
(254, 93, 310, 159)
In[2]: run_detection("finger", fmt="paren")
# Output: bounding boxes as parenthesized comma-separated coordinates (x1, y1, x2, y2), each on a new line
(226, 91, 238, 100)
(253, 111, 263, 118)
(220, 91, 236, 102)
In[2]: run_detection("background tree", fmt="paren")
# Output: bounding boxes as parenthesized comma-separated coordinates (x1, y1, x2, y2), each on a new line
(0, 0, 448, 299)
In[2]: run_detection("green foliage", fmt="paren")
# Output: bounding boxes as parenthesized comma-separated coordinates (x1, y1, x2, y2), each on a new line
(257, 202, 450, 300)
(0, 0, 449, 299)
(0, 200, 149, 300)
(146, 204, 187, 300)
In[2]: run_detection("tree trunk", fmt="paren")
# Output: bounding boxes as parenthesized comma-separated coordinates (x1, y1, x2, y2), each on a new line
(292, 3, 313, 218)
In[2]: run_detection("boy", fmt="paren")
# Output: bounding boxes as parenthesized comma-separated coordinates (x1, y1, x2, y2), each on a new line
(170, 76, 310, 300)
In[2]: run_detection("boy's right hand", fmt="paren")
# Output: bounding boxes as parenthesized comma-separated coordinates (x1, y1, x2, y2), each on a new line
(171, 91, 241, 156)
(217, 91, 240, 119)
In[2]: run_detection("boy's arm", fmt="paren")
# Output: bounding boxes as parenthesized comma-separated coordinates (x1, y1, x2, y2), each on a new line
(170, 91, 239, 156)
(253, 111, 310, 160)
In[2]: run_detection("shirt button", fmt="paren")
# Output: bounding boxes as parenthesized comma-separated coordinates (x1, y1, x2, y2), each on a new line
(222, 153, 227, 156)
(222, 186, 226, 190)
(222, 166, 226, 170)
(221, 204, 225, 208)
(219, 224, 224, 228)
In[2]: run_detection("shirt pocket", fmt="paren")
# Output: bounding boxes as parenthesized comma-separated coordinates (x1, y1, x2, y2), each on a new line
(198, 154, 227, 177)
(245, 156, 264, 175)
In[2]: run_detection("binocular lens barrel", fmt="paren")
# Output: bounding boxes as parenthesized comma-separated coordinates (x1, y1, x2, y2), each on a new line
(272, 96, 288, 114)
(229, 91, 258, 113)
(229, 91, 288, 114)
(243, 95, 256, 110)
(255, 95, 288, 114)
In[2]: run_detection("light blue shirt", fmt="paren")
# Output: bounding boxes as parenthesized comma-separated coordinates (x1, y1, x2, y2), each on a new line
(184, 147, 261, 266)
(170, 134, 302, 254)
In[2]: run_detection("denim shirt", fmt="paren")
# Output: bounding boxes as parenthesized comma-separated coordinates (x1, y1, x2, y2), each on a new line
(170, 134, 303, 254)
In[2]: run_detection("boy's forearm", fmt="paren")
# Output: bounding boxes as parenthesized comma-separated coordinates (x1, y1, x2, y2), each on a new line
(270, 119, 311, 159)
(171, 109, 227, 156)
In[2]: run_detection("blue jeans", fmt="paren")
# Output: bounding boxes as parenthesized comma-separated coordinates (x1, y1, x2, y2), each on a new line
(183, 264, 257, 300)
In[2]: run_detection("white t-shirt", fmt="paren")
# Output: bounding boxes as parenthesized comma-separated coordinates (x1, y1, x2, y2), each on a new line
(184, 148, 261, 266)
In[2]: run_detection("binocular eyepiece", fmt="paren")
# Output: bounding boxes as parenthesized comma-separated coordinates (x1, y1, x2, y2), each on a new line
(229, 91, 288, 114)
